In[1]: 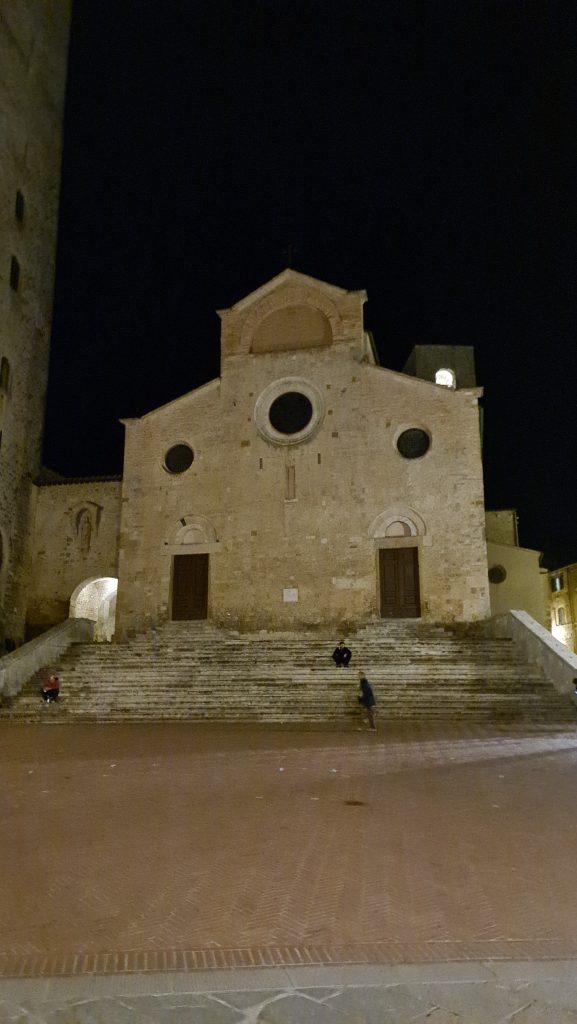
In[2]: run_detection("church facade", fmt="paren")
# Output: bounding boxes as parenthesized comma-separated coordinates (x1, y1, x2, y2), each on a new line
(25, 270, 491, 638)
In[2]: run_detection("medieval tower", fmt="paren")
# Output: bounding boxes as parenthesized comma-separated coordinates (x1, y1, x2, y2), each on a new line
(0, 3, 71, 644)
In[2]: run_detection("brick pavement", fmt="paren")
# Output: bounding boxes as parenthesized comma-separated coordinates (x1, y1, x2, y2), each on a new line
(1, 722, 577, 979)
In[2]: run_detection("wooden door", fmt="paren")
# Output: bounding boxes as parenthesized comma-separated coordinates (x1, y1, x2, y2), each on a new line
(171, 554, 209, 620)
(379, 547, 421, 618)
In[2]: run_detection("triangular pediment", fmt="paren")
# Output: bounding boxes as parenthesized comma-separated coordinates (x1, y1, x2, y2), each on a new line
(218, 268, 360, 317)
(218, 269, 367, 360)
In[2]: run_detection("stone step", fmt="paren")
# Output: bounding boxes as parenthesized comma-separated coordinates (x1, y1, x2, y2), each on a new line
(3, 619, 573, 726)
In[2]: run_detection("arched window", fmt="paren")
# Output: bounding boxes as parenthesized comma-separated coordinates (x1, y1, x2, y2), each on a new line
(558, 608, 567, 625)
(435, 367, 456, 388)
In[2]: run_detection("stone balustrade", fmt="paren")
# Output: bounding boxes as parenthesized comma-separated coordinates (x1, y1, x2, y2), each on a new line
(0, 618, 94, 699)
(483, 610, 577, 697)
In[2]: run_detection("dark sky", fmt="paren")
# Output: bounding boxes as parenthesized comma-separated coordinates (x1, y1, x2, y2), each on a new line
(45, 0, 577, 567)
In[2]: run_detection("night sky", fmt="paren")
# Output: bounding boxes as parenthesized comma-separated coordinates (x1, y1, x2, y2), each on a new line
(45, 0, 577, 568)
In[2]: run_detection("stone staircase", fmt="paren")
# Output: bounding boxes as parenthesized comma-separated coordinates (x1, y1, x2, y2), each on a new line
(1, 620, 574, 725)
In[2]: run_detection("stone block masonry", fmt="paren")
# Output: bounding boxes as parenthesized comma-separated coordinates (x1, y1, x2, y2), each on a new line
(0, 4, 71, 643)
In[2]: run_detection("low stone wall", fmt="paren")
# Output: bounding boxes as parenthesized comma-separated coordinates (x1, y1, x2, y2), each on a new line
(0, 618, 94, 699)
(484, 610, 577, 697)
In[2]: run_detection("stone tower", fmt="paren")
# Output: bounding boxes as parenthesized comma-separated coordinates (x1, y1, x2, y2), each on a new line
(0, 4, 71, 644)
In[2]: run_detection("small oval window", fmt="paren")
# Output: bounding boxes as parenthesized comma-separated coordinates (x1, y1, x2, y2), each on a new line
(488, 565, 507, 584)
(397, 428, 430, 459)
(164, 444, 194, 474)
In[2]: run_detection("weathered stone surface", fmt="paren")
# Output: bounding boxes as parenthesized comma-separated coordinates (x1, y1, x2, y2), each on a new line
(6, 971, 577, 1024)
(112, 270, 490, 637)
(26, 480, 121, 634)
(0, 3, 70, 644)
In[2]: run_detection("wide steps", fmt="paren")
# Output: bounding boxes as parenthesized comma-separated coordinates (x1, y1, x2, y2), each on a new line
(2, 621, 573, 725)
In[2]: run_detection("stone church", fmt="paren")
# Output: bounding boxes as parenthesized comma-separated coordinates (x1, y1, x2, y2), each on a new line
(24, 268, 490, 640)
(7, 2, 539, 648)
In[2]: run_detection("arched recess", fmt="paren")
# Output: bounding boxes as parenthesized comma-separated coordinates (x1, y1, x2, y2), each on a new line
(172, 513, 218, 547)
(68, 501, 103, 557)
(251, 305, 332, 353)
(369, 506, 427, 540)
(69, 576, 118, 642)
(240, 286, 343, 355)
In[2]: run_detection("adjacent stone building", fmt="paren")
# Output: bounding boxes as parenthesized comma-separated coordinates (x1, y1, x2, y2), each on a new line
(485, 509, 549, 627)
(549, 563, 577, 653)
(0, 2, 71, 644)
(25, 476, 122, 639)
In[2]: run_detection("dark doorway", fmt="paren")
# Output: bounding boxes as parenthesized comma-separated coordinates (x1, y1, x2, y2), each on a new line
(379, 547, 421, 618)
(171, 554, 209, 620)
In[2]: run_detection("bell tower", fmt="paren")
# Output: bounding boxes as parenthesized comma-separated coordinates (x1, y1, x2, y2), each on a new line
(0, 3, 71, 644)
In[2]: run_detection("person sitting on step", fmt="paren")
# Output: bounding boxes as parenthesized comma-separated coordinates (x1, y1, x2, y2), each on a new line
(41, 674, 60, 703)
(332, 640, 352, 668)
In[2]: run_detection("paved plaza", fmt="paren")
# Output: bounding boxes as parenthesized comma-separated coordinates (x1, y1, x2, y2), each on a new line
(3, 961, 577, 1023)
(2, 721, 577, 1020)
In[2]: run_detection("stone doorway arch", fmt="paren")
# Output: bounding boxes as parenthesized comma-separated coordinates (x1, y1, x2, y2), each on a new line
(70, 576, 118, 642)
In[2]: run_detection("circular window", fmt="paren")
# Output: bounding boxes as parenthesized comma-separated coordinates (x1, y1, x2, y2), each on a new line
(254, 377, 324, 446)
(488, 565, 507, 584)
(396, 428, 430, 459)
(269, 392, 313, 435)
(164, 444, 194, 474)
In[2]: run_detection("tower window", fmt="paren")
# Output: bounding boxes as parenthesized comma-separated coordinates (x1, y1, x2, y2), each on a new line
(15, 191, 24, 223)
(435, 367, 456, 388)
(558, 607, 567, 625)
(0, 358, 10, 393)
(9, 257, 20, 292)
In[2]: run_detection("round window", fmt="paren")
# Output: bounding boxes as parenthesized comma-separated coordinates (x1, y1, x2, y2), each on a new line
(254, 377, 324, 446)
(396, 428, 430, 459)
(269, 392, 313, 435)
(164, 444, 194, 474)
(488, 565, 507, 584)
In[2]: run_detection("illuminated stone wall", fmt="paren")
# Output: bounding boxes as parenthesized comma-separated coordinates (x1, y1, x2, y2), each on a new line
(485, 510, 518, 547)
(0, 3, 71, 643)
(486, 540, 548, 627)
(25, 480, 121, 637)
(115, 270, 490, 636)
(549, 563, 577, 653)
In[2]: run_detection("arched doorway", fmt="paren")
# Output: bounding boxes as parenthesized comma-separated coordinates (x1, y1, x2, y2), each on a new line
(369, 507, 426, 619)
(69, 577, 118, 642)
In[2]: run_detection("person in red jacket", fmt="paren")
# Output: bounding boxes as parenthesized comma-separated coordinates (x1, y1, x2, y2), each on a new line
(41, 675, 60, 703)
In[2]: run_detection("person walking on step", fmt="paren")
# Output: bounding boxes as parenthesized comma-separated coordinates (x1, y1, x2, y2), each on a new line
(41, 674, 60, 704)
(332, 639, 352, 668)
(358, 671, 377, 730)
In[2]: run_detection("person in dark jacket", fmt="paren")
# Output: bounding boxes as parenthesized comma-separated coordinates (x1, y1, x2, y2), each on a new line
(332, 640, 352, 667)
(358, 672, 376, 730)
